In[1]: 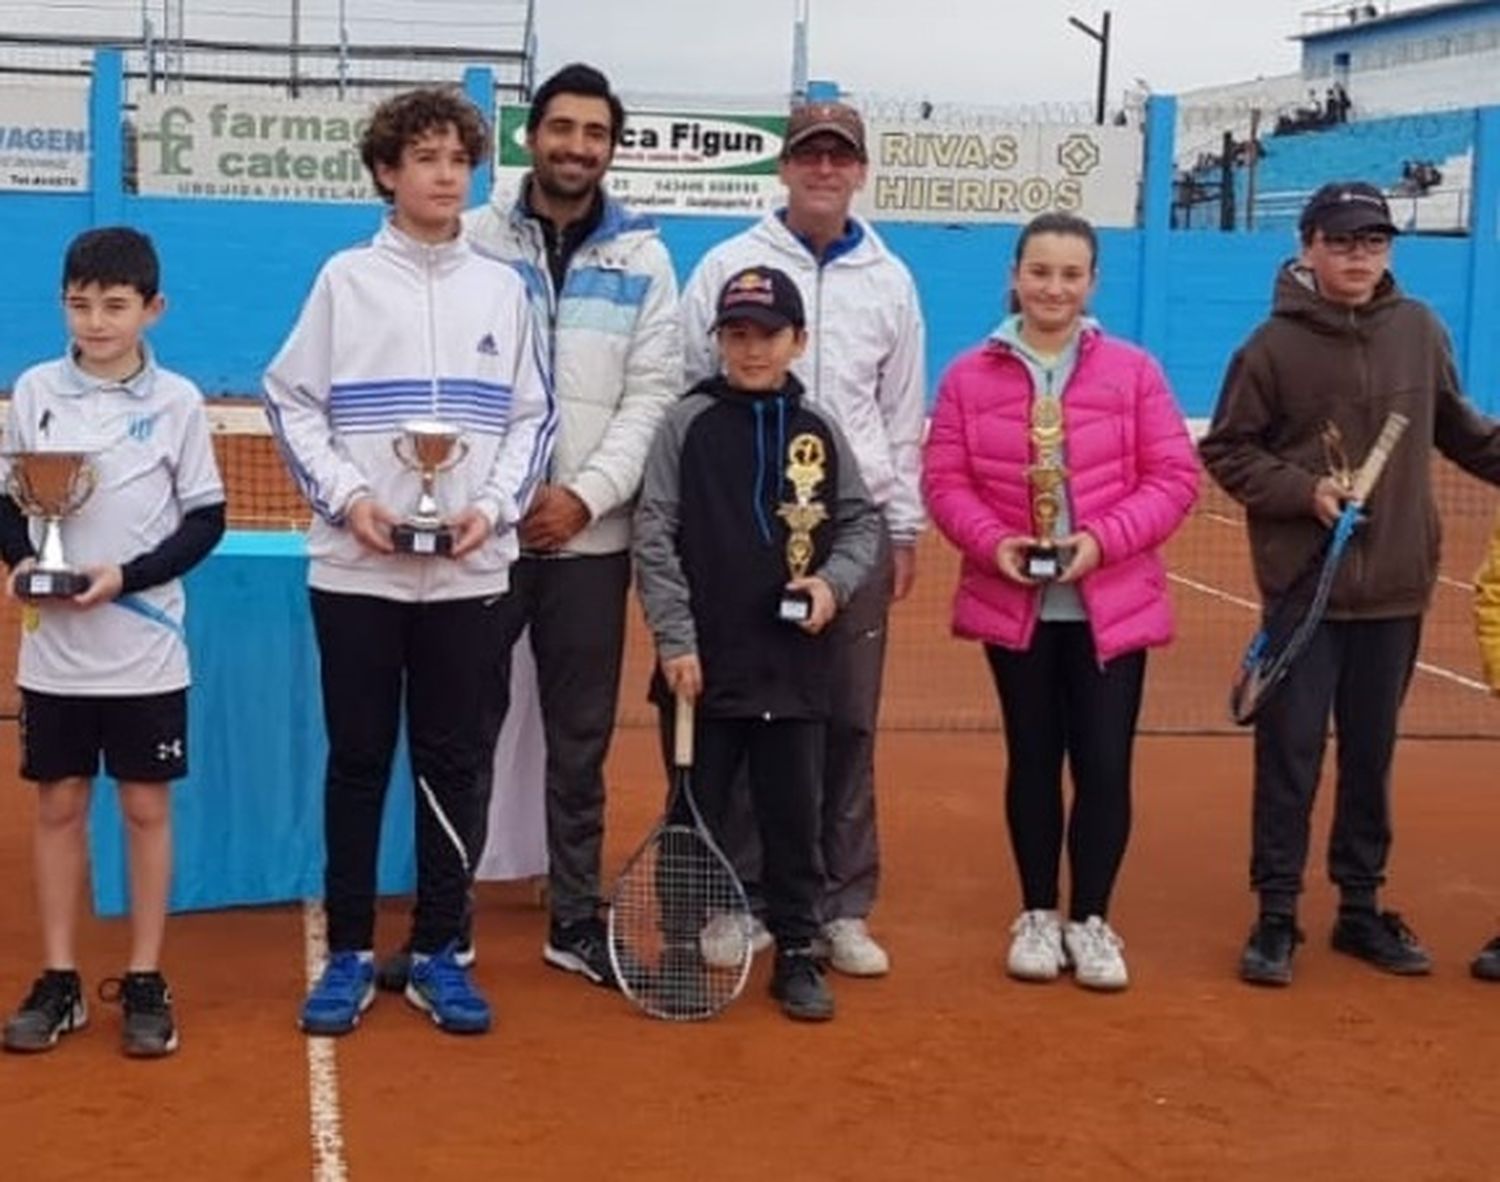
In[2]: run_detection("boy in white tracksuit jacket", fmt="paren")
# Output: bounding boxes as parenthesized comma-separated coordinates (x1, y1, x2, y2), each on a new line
(265, 89, 555, 1038)
(680, 111, 926, 972)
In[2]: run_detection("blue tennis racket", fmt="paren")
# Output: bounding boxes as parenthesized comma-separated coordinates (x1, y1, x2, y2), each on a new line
(1230, 411, 1409, 725)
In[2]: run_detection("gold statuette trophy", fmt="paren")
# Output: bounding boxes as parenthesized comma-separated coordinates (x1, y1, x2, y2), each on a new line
(1024, 393, 1072, 581)
(390, 419, 468, 556)
(775, 433, 830, 623)
(4, 450, 97, 598)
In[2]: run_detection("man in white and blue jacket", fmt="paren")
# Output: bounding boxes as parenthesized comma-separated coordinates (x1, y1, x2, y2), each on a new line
(463, 64, 683, 989)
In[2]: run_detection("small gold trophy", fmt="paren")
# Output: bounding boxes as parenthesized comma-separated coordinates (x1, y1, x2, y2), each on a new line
(390, 419, 468, 555)
(775, 433, 829, 623)
(4, 450, 97, 598)
(1024, 394, 1072, 581)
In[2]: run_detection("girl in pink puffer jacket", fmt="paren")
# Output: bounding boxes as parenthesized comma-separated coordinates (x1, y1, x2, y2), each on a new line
(921, 212, 1198, 993)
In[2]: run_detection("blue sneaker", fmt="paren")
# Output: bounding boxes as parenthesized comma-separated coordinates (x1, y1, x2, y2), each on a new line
(405, 943, 492, 1035)
(300, 952, 375, 1036)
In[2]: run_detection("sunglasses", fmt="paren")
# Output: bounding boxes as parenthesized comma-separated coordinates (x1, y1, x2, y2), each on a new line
(786, 142, 863, 167)
(1320, 229, 1393, 255)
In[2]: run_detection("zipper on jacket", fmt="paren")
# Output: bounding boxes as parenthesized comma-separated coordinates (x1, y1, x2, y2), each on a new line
(515, 217, 562, 482)
(813, 264, 826, 404)
(421, 243, 440, 597)
(424, 244, 441, 417)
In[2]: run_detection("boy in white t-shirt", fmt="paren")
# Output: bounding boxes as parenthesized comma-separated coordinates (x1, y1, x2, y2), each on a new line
(0, 227, 226, 1057)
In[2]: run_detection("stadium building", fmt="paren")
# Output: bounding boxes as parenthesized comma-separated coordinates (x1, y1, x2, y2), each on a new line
(1176, 0, 1500, 230)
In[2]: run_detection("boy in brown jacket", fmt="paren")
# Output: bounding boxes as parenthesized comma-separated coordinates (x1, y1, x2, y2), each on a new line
(1201, 181, 1500, 986)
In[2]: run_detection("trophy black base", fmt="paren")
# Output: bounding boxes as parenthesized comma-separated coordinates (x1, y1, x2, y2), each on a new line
(1023, 544, 1073, 583)
(391, 522, 454, 556)
(18, 568, 91, 599)
(777, 588, 814, 624)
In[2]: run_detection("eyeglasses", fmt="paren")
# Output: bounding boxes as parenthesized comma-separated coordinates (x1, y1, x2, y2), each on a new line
(1320, 229, 1393, 255)
(786, 143, 863, 167)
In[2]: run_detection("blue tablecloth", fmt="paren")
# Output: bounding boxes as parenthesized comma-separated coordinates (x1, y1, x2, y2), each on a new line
(87, 531, 416, 916)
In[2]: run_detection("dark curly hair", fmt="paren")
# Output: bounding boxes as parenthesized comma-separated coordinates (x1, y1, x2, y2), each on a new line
(360, 87, 490, 202)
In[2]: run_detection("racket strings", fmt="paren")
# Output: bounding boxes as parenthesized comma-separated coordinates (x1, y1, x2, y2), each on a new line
(609, 825, 752, 1020)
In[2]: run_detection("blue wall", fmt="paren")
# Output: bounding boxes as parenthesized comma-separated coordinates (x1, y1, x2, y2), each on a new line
(3, 63, 1499, 418)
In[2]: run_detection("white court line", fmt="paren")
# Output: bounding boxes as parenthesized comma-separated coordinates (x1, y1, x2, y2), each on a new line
(303, 900, 351, 1182)
(1168, 572, 1258, 612)
(1168, 572, 1490, 693)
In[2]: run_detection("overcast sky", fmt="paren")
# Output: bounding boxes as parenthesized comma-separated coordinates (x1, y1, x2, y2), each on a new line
(12, 0, 1385, 104)
(533, 0, 1323, 105)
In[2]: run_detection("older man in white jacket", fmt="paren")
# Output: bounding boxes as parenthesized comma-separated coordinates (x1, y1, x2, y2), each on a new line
(681, 100, 927, 977)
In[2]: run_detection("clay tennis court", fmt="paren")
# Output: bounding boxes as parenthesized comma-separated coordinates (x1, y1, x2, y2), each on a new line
(3, 429, 1499, 1179)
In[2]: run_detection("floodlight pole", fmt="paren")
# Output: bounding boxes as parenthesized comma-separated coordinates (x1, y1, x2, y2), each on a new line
(290, 0, 301, 99)
(337, 0, 349, 100)
(792, 0, 810, 103)
(1068, 10, 1112, 125)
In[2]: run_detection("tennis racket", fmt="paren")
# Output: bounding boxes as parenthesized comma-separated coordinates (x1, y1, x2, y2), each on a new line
(1230, 410, 1410, 725)
(607, 692, 753, 1020)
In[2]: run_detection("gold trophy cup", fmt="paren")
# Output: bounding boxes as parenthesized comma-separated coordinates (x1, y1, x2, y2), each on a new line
(390, 419, 468, 556)
(4, 450, 97, 598)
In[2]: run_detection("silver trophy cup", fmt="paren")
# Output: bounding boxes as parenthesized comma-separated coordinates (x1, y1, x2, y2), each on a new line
(390, 419, 468, 556)
(4, 450, 97, 598)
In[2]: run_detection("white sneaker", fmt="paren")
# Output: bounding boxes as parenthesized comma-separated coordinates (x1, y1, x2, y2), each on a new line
(822, 918, 890, 977)
(1006, 909, 1066, 981)
(700, 913, 772, 969)
(1063, 916, 1129, 991)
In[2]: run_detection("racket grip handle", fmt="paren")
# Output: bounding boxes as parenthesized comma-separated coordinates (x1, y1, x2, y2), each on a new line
(674, 692, 694, 769)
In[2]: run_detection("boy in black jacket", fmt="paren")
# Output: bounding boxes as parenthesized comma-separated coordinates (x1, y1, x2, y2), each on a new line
(633, 267, 879, 1021)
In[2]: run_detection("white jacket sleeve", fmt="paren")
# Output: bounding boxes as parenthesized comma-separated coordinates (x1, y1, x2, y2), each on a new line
(680, 252, 724, 388)
(566, 240, 682, 520)
(877, 271, 929, 545)
(262, 267, 372, 525)
(473, 291, 556, 531)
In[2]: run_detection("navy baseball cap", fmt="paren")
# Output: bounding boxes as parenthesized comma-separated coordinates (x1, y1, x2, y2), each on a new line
(713, 267, 806, 331)
(1300, 181, 1399, 237)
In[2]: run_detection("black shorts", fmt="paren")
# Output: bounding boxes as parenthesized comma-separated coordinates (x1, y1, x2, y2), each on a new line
(19, 689, 189, 783)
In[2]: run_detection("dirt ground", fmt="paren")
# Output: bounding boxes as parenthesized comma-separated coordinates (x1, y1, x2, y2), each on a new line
(4, 722, 1500, 1181)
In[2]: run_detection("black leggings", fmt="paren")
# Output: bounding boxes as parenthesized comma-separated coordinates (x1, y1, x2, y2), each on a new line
(311, 589, 516, 955)
(985, 623, 1146, 922)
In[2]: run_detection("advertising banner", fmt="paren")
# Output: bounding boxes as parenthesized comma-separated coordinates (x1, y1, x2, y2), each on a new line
(495, 105, 787, 216)
(135, 94, 374, 202)
(858, 120, 1141, 226)
(0, 86, 89, 192)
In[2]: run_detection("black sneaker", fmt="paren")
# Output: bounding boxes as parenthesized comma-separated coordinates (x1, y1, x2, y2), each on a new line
(770, 949, 835, 1022)
(99, 971, 179, 1057)
(543, 917, 618, 989)
(3, 969, 87, 1053)
(1330, 909, 1432, 976)
(1239, 914, 1304, 986)
(375, 941, 475, 993)
(1470, 935, 1500, 982)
